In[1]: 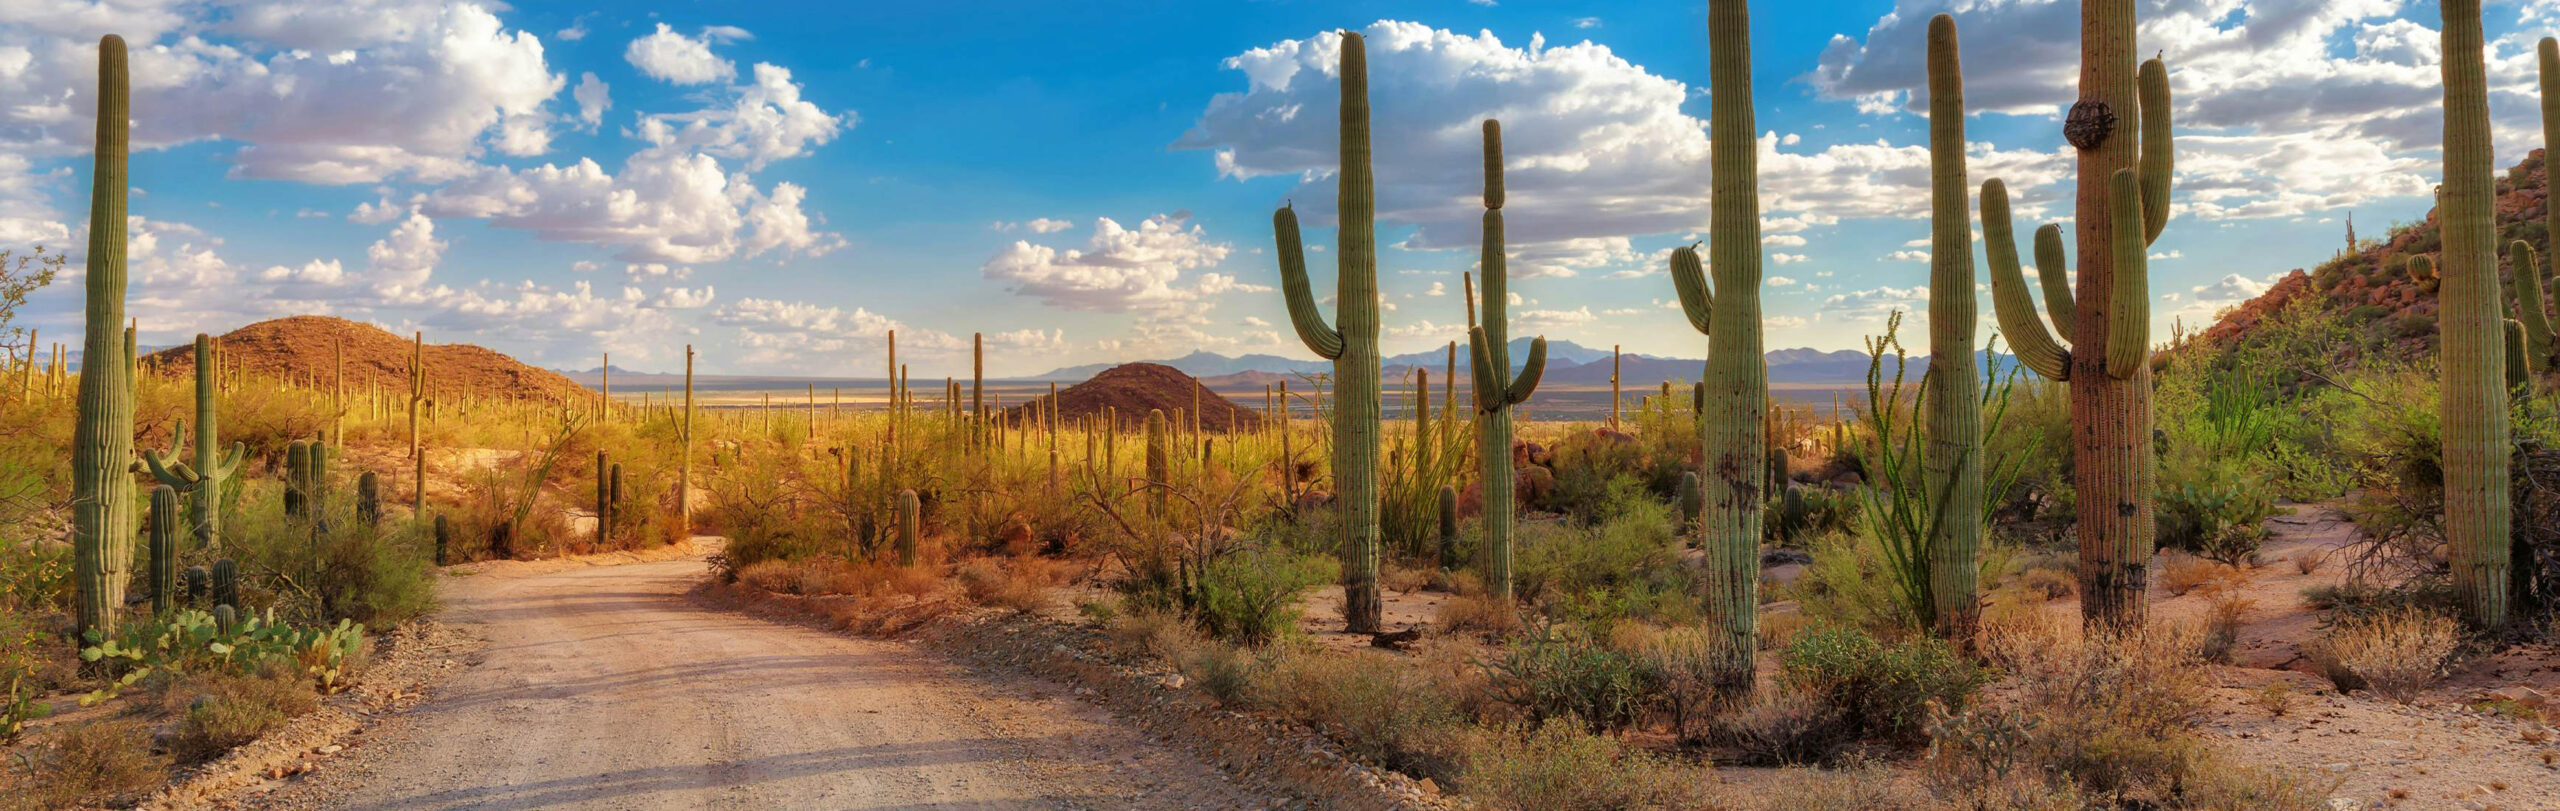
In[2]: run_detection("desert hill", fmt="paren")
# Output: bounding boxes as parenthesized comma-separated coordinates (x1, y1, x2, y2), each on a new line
(142, 315, 589, 402)
(2203, 149, 2557, 354)
(1006, 363, 1263, 433)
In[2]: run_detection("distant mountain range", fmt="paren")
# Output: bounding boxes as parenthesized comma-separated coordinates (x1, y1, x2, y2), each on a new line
(1037, 340, 1988, 386)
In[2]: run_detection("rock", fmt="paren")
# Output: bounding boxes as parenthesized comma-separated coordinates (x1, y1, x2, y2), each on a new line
(997, 518, 1037, 556)
(1516, 465, 1556, 505)
(1762, 548, 1813, 567)
(2482, 686, 2552, 711)
(1159, 674, 1185, 691)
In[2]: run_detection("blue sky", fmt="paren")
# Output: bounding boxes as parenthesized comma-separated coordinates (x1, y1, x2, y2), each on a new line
(2, 1, 2553, 376)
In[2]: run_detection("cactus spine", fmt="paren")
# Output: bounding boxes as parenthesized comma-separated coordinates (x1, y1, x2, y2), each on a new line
(1274, 30, 1384, 633)
(1665, 0, 1768, 693)
(1980, 0, 2173, 629)
(1466, 118, 1548, 605)
(143, 334, 246, 550)
(1922, 15, 1983, 642)
(2441, 0, 2512, 629)
(148, 484, 177, 615)
(72, 35, 135, 637)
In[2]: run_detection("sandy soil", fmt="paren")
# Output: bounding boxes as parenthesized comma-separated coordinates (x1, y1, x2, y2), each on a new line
(237, 555, 1274, 810)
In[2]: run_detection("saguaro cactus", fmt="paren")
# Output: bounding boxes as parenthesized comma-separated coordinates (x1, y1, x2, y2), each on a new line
(148, 485, 178, 615)
(1665, 0, 1768, 694)
(2514, 240, 2552, 377)
(1980, 0, 2174, 629)
(212, 558, 238, 610)
(144, 334, 245, 550)
(1922, 15, 1984, 642)
(72, 35, 136, 637)
(1274, 30, 1385, 634)
(357, 471, 380, 525)
(1144, 408, 1171, 519)
(1466, 118, 1549, 604)
(2441, 0, 2513, 629)
(895, 489, 921, 567)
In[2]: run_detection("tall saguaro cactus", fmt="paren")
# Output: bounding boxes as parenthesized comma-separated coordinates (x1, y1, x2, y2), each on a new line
(2518, 37, 2560, 376)
(143, 334, 246, 550)
(2441, 0, 2512, 629)
(1274, 30, 1385, 634)
(1666, 0, 1768, 693)
(73, 35, 136, 638)
(1922, 15, 1984, 642)
(1980, 0, 2173, 629)
(1466, 119, 1548, 604)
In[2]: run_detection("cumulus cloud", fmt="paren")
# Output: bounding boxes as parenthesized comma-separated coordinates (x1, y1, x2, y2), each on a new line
(635, 63, 846, 170)
(574, 72, 611, 130)
(980, 214, 1239, 315)
(626, 23, 737, 85)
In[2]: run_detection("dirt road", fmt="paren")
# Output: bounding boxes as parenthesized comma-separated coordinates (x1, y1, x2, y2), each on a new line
(251, 556, 1271, 810)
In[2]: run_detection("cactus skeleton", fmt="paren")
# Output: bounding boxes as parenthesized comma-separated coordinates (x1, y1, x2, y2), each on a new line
(1274, 30, 1385, 634)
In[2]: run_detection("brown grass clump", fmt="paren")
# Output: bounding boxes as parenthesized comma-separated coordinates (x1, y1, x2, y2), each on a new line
(2305, 606, 2462, 702)
(3, 720, 165, 811)
(955, 557, 1068, 613)
(1452, 719, 1698, 810)
(2292, 548, 2328, 575)
(1251, 647, 1467, 780)
(2157, 551, 2227, 597)
(167, 668, 323, 763)
(1435, 594, 1521, 639)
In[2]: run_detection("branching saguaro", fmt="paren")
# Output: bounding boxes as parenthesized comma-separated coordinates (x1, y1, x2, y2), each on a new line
(1275, 30, 1384, 634)
(1465, 118, 1547, 605)
(1667, 0, 1768, 694)
(1981, 0, 2173, 630)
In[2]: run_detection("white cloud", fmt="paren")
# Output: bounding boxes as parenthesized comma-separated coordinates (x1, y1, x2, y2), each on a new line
(980, 214, 1236, 315)
(634, 62, 846, 171)
(366, 211, 443, 296)
(1772, 254, 1807, 265)
(653, 285, 716, 309)
(625, 23, 736, 85)
(574, 72, 611, 130)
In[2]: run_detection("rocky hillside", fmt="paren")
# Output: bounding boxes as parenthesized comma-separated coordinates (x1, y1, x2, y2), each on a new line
(2202, 150, 2556, 352)
(142, 315, 588, 402)
(1007, 362, 1262, 433)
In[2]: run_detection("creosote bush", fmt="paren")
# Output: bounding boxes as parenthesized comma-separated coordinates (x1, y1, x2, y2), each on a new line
(1778, 624, 1984, 742)
(2305, 606, 2463, 702)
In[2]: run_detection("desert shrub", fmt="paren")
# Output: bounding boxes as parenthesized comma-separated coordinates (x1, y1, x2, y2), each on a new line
(167, 667, 322, 763)
(1740, 761, 1951, 810)
(1454, 719, 1694, 810)
(954, 558, 1063, 614)
(2305, 606, 2462, 702)
(1253, 647, 1467, 779)
(1512, 506, 1695, 623)
(1627, 624, 1731, 738)
(0, 609, 65, 744)
(226, 497, 439, 626)
(1192, 546, 1335, 646)
(79, 608, 368, 701)
(1779, 625, 1984, 742)
(1435, 593, 1522, 639)
(1540, 436, 1647, 526)
(1483, 622, 1660, 734)
(4, 720, 163, 811)
(2155, 551, 2231, 598)
(1707, 684, 1853, 765)
(1765, 485, 1860, 546)
(1785, 533, 1916, 635)
(2156, 473, 2277, 565)
(0, 539, 68, 614)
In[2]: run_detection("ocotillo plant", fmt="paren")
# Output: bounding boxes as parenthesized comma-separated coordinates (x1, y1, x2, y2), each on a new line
(1921, 15, 1983, 642)
(143, 335, 247, 550)
(148, 485, 177, 615)
(72, 35, 136, 637)
(1980, 0, 2174, 629)
(1667, 0, 1767, 693)
(1275, 31, 1385, 634)
(1467, 118, 1549, 605)
(2440, 0, 2513, 629)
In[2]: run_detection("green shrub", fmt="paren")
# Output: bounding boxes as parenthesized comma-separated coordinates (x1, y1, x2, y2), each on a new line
(1483, 622, 1660, 734)
(1193, 546, 1336, 646)
(1253, 647, 1466, 779)
(1785, 533, 1915, 635)
(1513, 506, 1696, 623)
(1779, 625, 1984, 742)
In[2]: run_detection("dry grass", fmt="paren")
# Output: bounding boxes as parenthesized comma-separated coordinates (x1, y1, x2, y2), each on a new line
(1, 720, 165, 811)
(2157, 551, 2229, 597)
(166, 668, 323, 763)
(954, 557, 1069, 613)
(1435, 593, 1521, 639)
(2305, 606, 2462, 702)
(2251, 681, 2300, 718)
(2292, 548, 2328, 575)
(1452, 719, 1699, 810)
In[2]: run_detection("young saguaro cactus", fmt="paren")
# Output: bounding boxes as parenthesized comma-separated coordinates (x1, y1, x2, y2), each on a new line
(1664, 0, 1768, 695)
(72, 35, 136, 638)
(1466, 118, 1549, 605)
(148, 484, 178, 616)
(1979, 0, 2173, 629)
(1274, 30, 1385, 634)
(2513, 240, 2552, 378)
(143, 334, 247, 550)
(1144, 408, 1170, 520)
(895, 489, 921, 567)
(1921, 15, 1984, 642)
(2441, 0, 2513, 629)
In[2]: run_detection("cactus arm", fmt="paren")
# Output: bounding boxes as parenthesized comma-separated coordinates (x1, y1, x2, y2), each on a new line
(1467, 327, 1501, 413)
(2032, 224, 2077, 338)
(1273, 206, 1343, 360)
(1669, 244, 1713, 335)
(1983, 180, 2071, 381)
(2507, 319, 2533, 392)
(1506, 336, 1546, 405)
(2514, 241, 2552, 372)
(2138, 57, 2173, 245)
(2102, 170, 2149, 380)
(141, 448, 200, 488)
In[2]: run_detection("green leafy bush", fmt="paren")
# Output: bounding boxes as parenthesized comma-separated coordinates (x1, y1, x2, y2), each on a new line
(1484, 622, 1660, 734)
(1779, 625, 1984, 742)
(1193, 546, 1336, 646)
